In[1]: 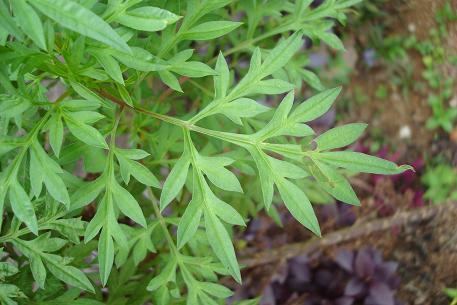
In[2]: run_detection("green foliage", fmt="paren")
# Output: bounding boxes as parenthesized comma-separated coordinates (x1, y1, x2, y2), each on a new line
(422, 164, 457, 204)
(445, 288, 457, 305)
(0, 0, 410, 303)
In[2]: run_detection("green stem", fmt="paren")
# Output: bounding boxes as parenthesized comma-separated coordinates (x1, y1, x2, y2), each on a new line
(147, 188, 178, 254)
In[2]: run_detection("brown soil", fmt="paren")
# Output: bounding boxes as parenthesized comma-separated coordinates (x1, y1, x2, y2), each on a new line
(342, 0, 457, 161)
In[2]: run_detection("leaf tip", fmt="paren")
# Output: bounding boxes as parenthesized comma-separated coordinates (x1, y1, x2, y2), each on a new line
(399, 164, 415, 173)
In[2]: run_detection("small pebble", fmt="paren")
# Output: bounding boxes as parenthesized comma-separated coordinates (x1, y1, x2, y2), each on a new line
(399, 125, 412, 139)
(449, 96, 457, 108)
(408, 23, 416, 32)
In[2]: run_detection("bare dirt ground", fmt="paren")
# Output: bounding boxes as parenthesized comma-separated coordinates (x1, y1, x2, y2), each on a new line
(344, 0, 457, 160)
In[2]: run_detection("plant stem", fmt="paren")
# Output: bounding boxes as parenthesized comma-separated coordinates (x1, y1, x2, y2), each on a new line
(147, 188, 180, 256)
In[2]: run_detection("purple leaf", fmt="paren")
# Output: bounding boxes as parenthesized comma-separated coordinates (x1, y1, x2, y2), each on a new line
(315, 269, 333, 287)
(335, 249, 354, 273)
(355, 248, 375, 279)
(369, 248, 383, 265)
(369, 282, 395, 305)
(261, 284, 277, 305)
(345, 278, 366, 296)
(336, 297, 355, 305)
(374, 262, 398, 282)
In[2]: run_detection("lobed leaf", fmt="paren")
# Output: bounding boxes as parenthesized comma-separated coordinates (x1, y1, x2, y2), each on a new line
(316, 151, 414, 175)
(204, 210, 241, 284)
(31, 0, 130, 53)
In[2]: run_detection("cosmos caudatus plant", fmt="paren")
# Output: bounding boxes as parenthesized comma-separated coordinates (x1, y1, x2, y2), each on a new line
(0, 0, 412, 304)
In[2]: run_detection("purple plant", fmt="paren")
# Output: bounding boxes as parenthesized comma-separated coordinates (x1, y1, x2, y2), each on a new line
(335, 248, 401, 305)
(354, 143, 426, 213)
(319, 202, 357, 228)
(270, 247, 402, 305)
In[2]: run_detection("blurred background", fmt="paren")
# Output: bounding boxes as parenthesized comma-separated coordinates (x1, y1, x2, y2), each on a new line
(233, 1, 457, 304)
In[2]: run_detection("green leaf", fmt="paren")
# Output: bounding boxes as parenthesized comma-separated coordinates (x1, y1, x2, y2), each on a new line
(116, 152, 160, 188)
(44, 255, 94, 292)
(31, 141, 70, 207)
(11, 0, 47, 50)
(253, 91, 295, 140)
(44, 218, 85, 243)
(66, 111, 105, 124)
(248, 147, 274, 209)
(30, 257, 46, 288)
(160, 153, 190, 211)
(146, 257, 177, 291)
(276, 177, 321, 236)
(159, 70, 182, 92)
(30, 0, 130, 53)
(197, 156, 242, 193)
(214, 52, 230, 99)
(444, 288, 457, 298)
(9, 181, 38, 235)
(177, 198, 202, 249)
(63, 111, 108, 149)
(111, 47, 169, 72)
(315, 123, 367, 151)
(182, 21, 242, 40)
(0, 95, 31, 118)
(269, 157, 308, 179)
(204, 210, 241, 283)
(68, 82, 106, 107)
(247, 79, 295, 95)
(115, 148, 150, 160)
(219, 98, 270, 124)
(84, 199, 105, 243)
(198, 292, 220, 305)
(91, 50, 124, 85)
(199, 282, 233, 298)
(115, 6, 180, 32)
(319, 32, 345, 50)
(60, 99, 101, 112)
(246, 47, 262, 77)
(291, 87, 341, 123)
(29, 148, 44, 198)
(316, 151, 414, 175)
(98, 227, 114, 286)
(70, 177, 105, 210)
(258, 32, 303, 78)
(301, 69, 325, 91)
(48, 113, 64, 157)
(0, 261, 18, 278)
(170, 61, 216, 78)
(112, 181, 147, 227)
(0, 1, 23, 39)
(13, 237, 94, 292)
(207, 191, 245, 226)
(311, 159, 360, 205)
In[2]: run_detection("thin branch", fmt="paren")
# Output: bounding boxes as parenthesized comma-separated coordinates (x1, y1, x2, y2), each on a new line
(240, 202, 457, 268)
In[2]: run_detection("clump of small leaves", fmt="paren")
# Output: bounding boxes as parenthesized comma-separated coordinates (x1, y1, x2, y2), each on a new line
(422, 164, 457, 204)
(0, 0, 412, 304)
(276, 247, 402, 305)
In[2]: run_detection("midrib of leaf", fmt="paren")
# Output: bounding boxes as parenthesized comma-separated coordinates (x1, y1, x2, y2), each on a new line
(314, 152, 406, 173)
(260, 142, 309, 158)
